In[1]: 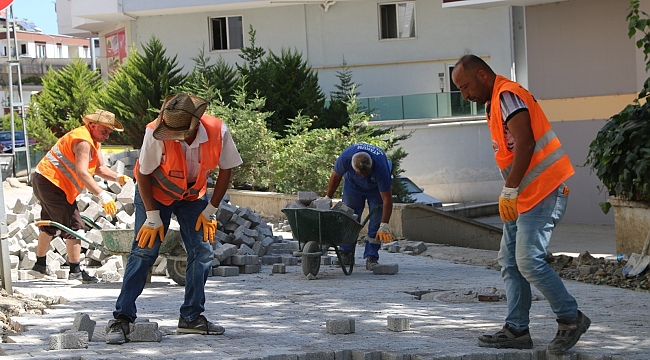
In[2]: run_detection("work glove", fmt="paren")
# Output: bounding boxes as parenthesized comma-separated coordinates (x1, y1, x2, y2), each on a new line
(499, 186, 519, 222)
(117, 175, 132, 186)
(136, 210, 165, 248)
(98, 191, 117, 216)
(195, 202, 218, 244)
(375, 222, 394, 244)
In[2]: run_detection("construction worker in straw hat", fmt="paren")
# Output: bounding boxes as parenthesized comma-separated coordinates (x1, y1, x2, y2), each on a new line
(31, 110, 132, 284)
(106, 93, 242, 345)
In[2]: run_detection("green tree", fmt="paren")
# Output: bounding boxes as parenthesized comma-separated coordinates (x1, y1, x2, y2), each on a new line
(314, 58, 362, 129)
(258, 48, 325, 136)
(25, 59, 101, 150)
(175, 45, 238, 105)
(96, 36, 185, 148)
(331, 57, 360, 101)
(236, 25, 266, 102)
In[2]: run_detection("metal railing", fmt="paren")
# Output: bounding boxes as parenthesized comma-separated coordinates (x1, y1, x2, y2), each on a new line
(351, 91, 486, 121)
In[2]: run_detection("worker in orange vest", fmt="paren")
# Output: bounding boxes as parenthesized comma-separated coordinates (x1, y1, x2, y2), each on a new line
(106, 93, 242, 345)
(32, 110, 130, 284)
(452, 55, 590, 355)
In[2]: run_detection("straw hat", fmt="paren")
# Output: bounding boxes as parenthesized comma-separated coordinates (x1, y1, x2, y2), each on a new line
(153, 93, 208, 141)
(82, 110, 124, 132)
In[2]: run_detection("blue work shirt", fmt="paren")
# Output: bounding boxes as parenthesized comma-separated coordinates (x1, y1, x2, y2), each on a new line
(334, 143, 392, 195)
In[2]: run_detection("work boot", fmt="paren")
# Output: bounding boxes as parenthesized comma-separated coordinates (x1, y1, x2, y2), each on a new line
(105, 319, 130, 344)
(547, 310, 591, 354)
(365, 256, 378, 270)
(478, 324, 534, 349)
(68, 270, 99, 284)
(177, 315, 225, 335)
(30, 263, 56, 278)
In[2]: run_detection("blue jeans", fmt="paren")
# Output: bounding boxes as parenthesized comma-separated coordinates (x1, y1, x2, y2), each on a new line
(113, 186, 213, 323)
(499, 184, 578, 331)
(339, 187, 383, 260)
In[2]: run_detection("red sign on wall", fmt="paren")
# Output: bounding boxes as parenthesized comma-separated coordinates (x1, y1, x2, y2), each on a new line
(0, 0, 14, 11)
(105, 28, 127, 75)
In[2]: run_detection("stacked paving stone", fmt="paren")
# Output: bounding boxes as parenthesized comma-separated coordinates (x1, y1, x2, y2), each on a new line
(283, 191, 357, 220)
(209, 200, 302, 276)
(7, 149, 301, 282)
(8, 156, 138, 281)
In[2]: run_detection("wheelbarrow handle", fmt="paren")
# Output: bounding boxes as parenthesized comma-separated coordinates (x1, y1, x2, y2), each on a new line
(34, 220, 115, 255)
(359, 205, 381, 227)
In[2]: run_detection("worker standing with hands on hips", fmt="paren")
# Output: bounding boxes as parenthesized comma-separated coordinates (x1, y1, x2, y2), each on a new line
(326, 143, 393, 270)
(31, 110, 130, 284)
(451, 55, 590, 354)
(105, 93, 242, 345)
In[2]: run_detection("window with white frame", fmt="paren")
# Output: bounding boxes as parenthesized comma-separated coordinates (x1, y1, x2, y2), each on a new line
(209, 16, 243, 51)
(56, 44, 62, 58)
(36, 43, 46, 58)
(379, 1, 416, 40)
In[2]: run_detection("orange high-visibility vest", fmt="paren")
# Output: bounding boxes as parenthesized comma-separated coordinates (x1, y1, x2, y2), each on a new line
(488, 75, 574, 213)
(37, 125, 99, 204)
(135, 114, 223, 206)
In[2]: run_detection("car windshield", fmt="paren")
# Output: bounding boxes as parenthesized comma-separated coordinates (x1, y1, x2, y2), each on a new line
(400, 178, 423, 193)
(0, 132, 25, 141)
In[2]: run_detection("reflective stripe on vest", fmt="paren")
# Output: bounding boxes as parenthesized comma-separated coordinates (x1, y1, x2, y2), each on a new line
(489, 75, 574, 212)
(150, 167, 200, 201)
(139, 114, 223, 205)
(500, 129, 566, 193)
(45, 144, 84, 194)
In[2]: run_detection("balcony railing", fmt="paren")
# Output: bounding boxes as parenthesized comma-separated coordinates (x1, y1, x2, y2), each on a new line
(353, 92, 486, 121)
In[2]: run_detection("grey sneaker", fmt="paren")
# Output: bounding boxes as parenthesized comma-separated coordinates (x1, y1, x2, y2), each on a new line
(547, 310, 591, 354)
(365, 256, 378, 270)
(478, 324, 534, 349)
(31, 263, 55, 277)
(177, 315, 225, 335)
(68, 270, 99, 283)
(105, 319, 130, 344)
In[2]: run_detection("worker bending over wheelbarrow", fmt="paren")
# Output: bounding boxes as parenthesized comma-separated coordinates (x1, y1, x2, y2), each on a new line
(326, 143, 394, 270)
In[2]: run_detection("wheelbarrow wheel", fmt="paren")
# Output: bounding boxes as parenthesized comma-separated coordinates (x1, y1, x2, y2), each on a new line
(166, 246, 187, 286)
(301, 241, 321, 277)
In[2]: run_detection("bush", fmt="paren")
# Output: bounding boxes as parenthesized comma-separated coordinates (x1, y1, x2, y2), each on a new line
(585, 0, 650, 213)
(207, 80, 277, 190)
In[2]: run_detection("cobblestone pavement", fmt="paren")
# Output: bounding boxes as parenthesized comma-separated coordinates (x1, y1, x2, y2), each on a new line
(3, 247, 649, 360)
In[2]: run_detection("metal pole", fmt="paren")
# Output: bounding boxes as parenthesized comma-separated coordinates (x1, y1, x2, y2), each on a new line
(0, 180, 12, 295)
(90, 37, 96, 71)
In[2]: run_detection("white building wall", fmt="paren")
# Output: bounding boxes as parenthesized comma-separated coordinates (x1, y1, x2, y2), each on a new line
(128, 1, 512, 98)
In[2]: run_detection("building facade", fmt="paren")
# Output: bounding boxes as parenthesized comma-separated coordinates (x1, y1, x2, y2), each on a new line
(55, 0, 648, 224)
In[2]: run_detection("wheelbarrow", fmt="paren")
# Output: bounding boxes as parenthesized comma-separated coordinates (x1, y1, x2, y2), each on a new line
(281, 206, 377, 277)
(34, 219, 188, 286)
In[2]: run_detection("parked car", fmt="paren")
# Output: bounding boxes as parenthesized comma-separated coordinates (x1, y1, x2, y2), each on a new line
(0, 131, 37, 153)
(394, 176, 443, 208)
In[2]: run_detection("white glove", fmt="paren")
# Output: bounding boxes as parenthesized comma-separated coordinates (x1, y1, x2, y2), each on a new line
(195, 202, 218, 244)
(376, 222, 393, 243)
(137, 210, 165, 248)
(97, 191, 117, 216)
(499, 186, 519, 222)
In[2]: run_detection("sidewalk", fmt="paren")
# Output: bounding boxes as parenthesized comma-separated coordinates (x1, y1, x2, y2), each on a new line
(2, 240, 648, 359)
(2, 183, 642, 360)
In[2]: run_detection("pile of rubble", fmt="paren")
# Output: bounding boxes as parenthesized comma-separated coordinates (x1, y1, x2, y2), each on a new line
(548, 251, 650, 292)
(5, 150, 308, 284)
